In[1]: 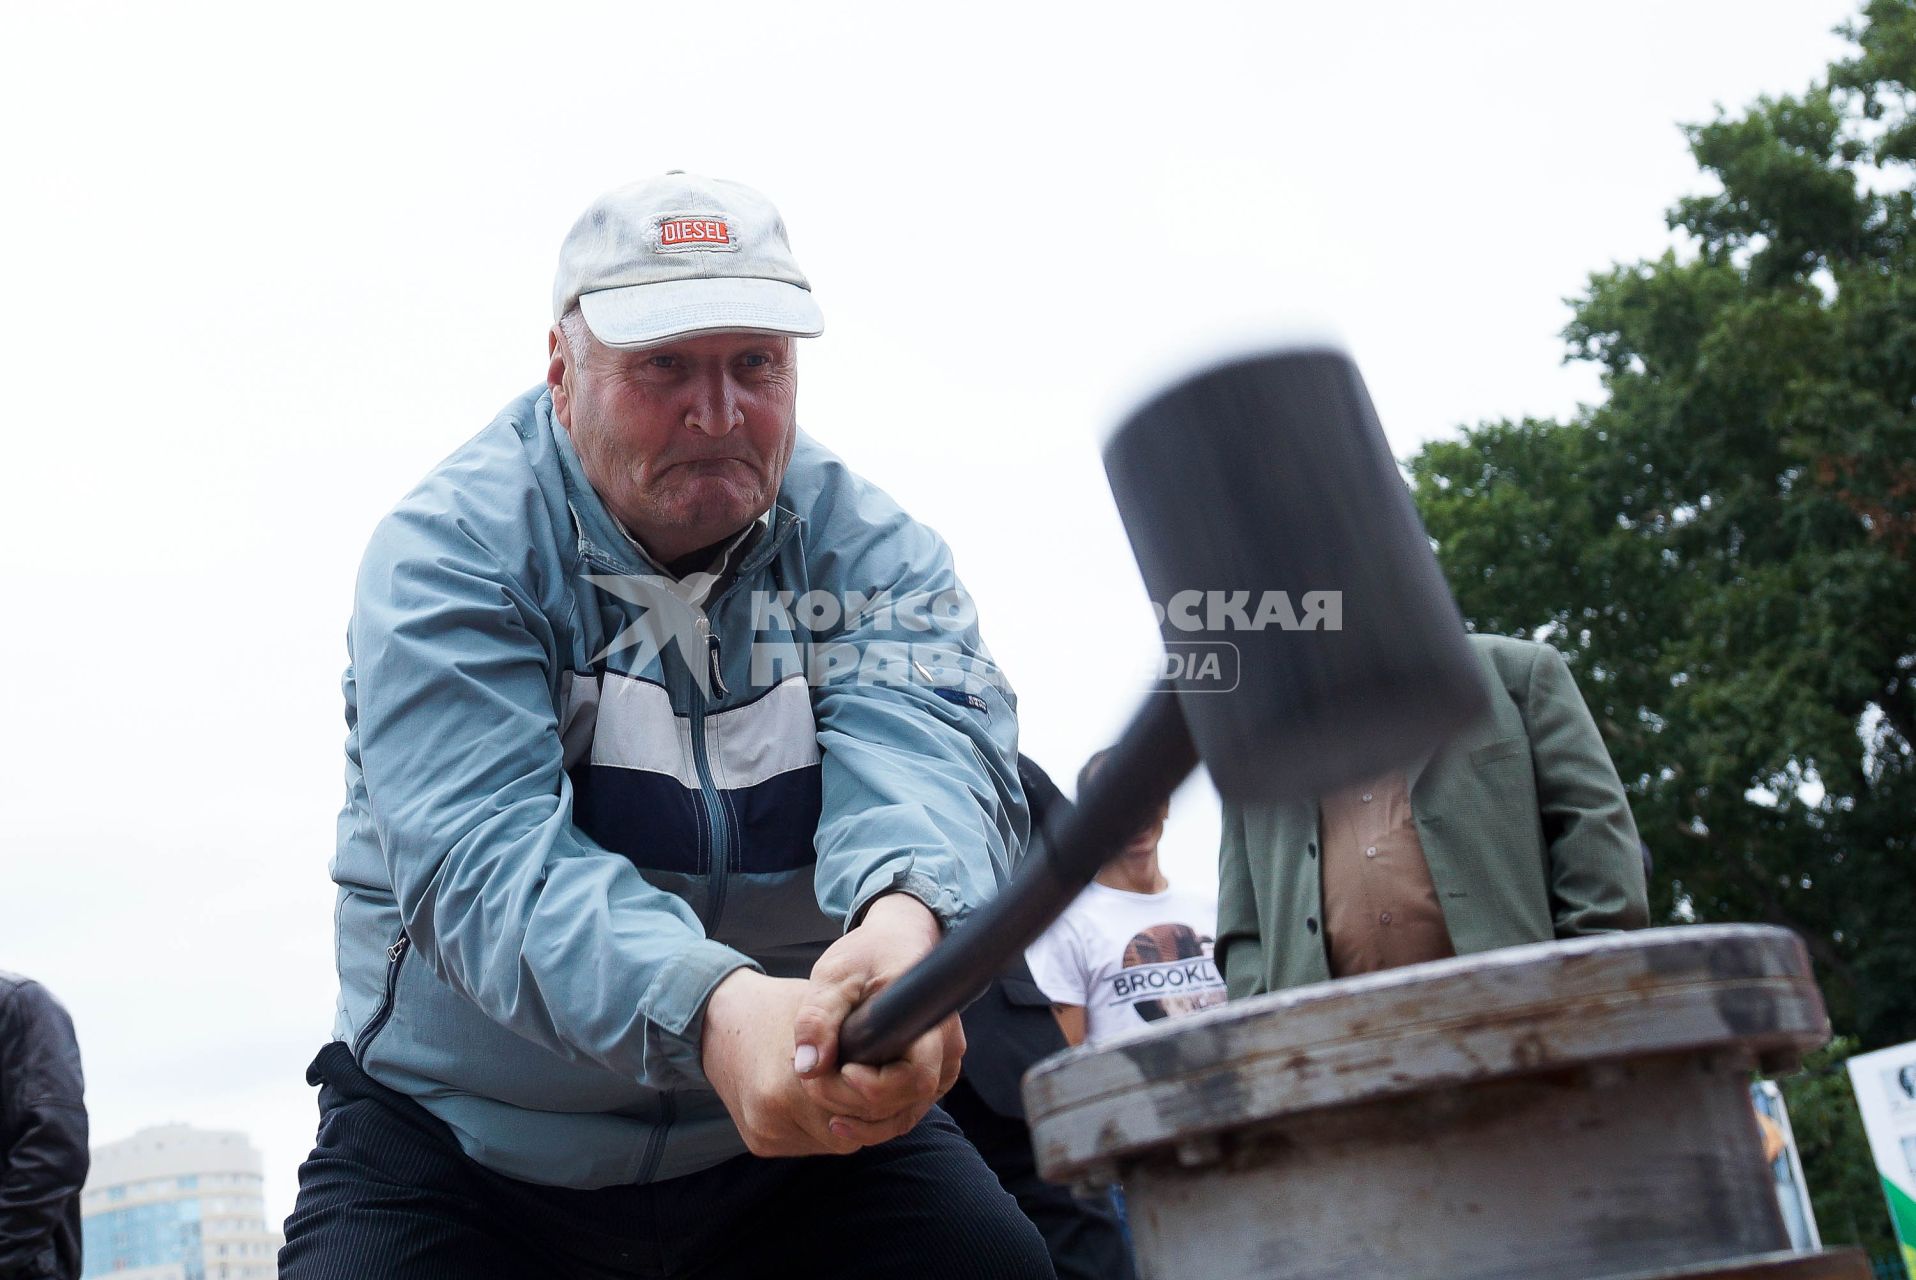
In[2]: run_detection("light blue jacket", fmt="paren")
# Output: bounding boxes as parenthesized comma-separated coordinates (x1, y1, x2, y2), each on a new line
(329, 386, 1025, 1188)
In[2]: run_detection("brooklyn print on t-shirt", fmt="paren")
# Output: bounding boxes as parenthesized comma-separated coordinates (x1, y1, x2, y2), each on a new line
(1025, 881, 1228, 1045)
(1112, 923, 1226, 1022)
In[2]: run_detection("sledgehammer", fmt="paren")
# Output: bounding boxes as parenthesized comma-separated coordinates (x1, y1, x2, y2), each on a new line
(839, 348, 1486, 1067)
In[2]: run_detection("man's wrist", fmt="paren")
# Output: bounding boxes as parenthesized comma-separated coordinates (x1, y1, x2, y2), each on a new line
(701, 967, 769, 1041)
(847, 868, 962, 933)
(698, 967, 773, 1091)
(859, 891, 943, 940)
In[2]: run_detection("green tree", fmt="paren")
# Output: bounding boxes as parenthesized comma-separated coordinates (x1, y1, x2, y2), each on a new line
(1407, 0, 1916, 1053)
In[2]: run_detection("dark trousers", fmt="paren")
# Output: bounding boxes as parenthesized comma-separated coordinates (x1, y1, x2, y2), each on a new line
(279, 1043, 1053, 1280)
(939, 1078, 1136, 1280)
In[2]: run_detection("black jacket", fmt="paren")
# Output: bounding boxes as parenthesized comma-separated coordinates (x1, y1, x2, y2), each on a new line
(0, 974, 87, 1280)
(945, 758, 1135, 1280)
(956, 756, 1077, 1120)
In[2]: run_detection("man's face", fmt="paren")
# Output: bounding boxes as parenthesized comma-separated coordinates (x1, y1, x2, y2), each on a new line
(548, 326, 799, 564)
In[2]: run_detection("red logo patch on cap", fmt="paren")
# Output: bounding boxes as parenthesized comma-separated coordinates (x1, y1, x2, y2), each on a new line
(656, 215, 734, 252)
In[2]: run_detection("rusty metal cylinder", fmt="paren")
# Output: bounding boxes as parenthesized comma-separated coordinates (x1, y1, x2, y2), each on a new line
(1023, 926, 1869, 1280)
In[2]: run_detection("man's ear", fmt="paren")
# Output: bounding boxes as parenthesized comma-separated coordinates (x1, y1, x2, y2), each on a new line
(547, 326, 571, 427)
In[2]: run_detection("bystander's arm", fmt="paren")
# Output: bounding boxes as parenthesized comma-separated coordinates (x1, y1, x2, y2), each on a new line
(1215, 799, 1267, 1000)
(1027, 913, 1091, 1047)
(1050, 1005, 1087, 1047)
(1522, 644, 1650, 936)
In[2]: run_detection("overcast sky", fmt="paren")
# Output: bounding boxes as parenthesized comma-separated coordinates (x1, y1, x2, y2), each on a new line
(0, 0, 1862, 1229)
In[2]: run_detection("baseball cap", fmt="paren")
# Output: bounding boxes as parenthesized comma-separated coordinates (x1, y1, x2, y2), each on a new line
(552, 172, 824, 348)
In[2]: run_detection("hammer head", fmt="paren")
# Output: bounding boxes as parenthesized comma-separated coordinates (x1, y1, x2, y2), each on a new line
(1104, 348, 1485, 804)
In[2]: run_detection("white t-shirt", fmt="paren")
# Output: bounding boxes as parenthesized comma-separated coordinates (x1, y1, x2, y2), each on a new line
(1024, 881, 1226, 1046)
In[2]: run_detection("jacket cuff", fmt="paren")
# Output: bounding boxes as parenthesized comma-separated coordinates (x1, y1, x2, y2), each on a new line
(847, 864, 965, 933)
(639, 940, 762, 1089)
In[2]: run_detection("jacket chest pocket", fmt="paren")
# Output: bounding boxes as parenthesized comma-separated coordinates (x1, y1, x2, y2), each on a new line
(1469, 735, 1528, 768)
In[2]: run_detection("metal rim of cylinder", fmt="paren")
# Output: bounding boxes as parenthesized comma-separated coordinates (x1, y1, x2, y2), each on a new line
(1021, 926, 1861, 1280)
(1023, 925, 1830, 1186)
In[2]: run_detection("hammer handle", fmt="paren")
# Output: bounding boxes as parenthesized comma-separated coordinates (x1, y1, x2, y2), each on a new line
(839, 687, 1197, 1066)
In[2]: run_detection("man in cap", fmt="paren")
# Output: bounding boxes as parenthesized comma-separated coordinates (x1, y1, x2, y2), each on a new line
(279, 173, 1052, 1279)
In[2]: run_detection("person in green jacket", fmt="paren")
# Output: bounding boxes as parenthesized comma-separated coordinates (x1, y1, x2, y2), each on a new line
(1216, 633, 1649, 998)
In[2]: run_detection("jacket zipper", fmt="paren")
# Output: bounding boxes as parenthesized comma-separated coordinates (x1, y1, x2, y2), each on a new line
(578, 516, 795, 961)
(693, 554, 779, 934)
(634, 1089, 676, 1184)
(698, 615, 730, 700)
(572, 515, 797, 1176)
(351, 932, 410, 1059)
(687, 646, 732, 932)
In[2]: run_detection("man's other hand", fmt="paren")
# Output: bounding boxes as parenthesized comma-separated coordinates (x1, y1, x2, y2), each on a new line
(698, 893, 962, 1156)
(700, 970, 866, 1157)
(796, 893, 964, 1147)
